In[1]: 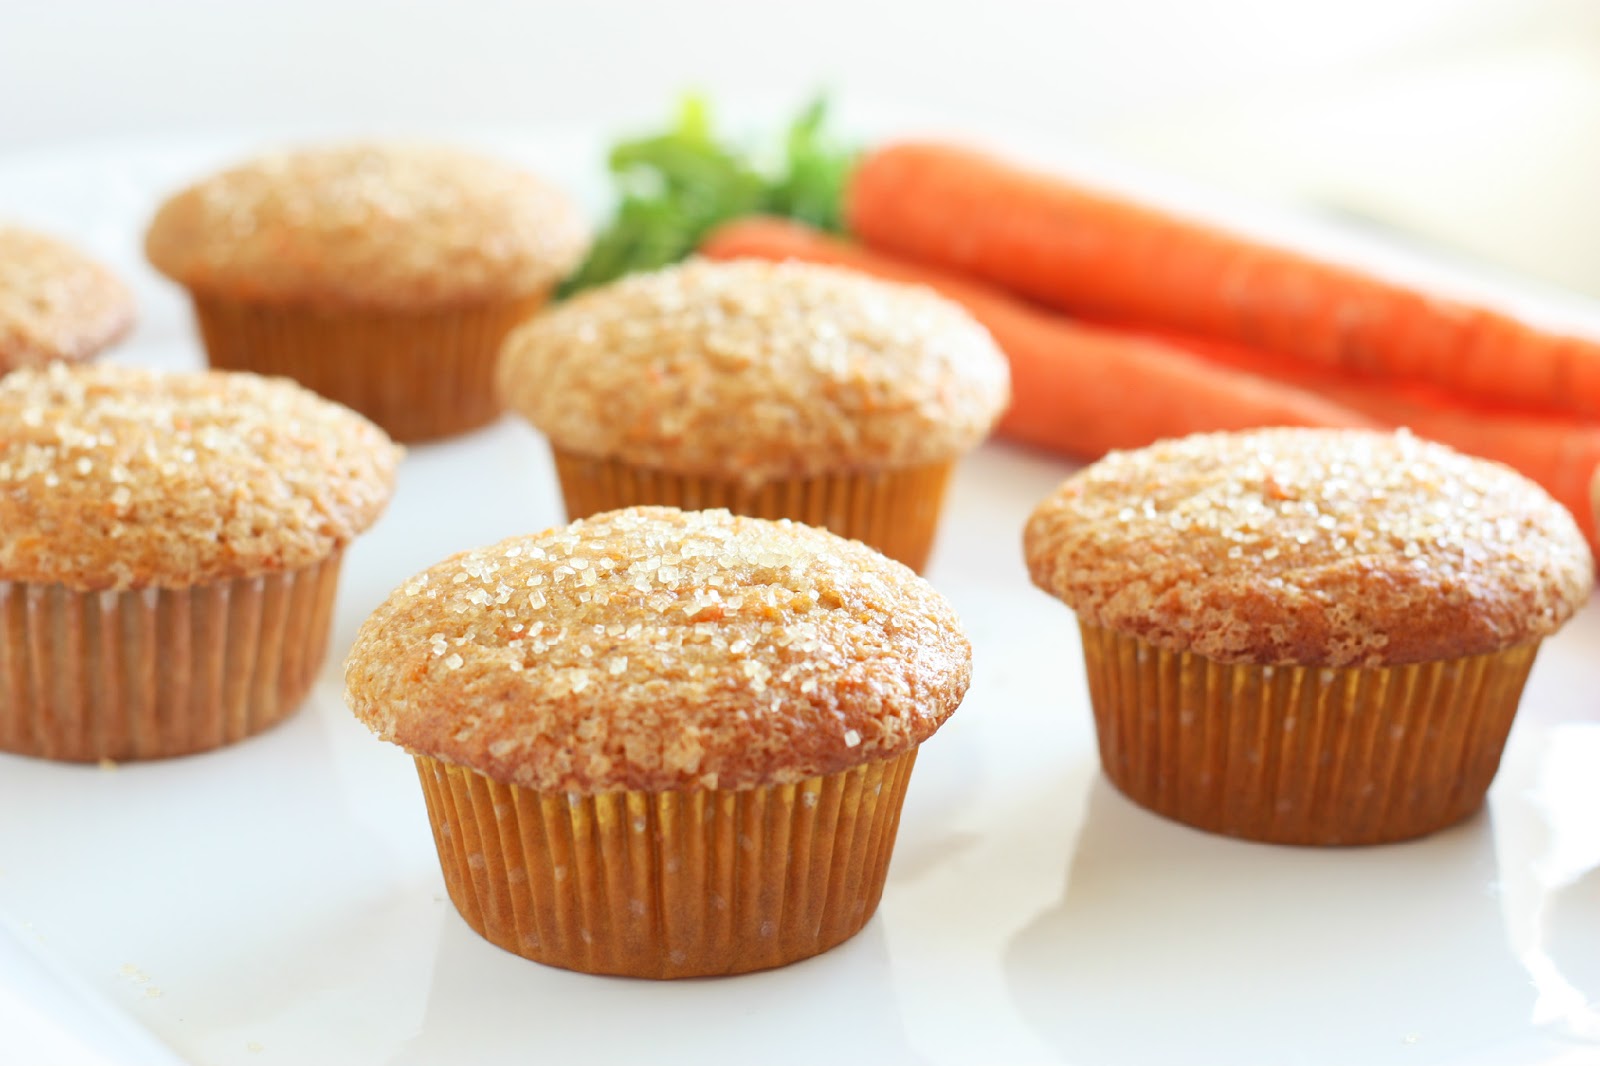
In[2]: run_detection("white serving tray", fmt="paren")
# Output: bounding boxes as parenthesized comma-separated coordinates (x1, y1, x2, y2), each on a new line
(0, 123, 1596, 1066)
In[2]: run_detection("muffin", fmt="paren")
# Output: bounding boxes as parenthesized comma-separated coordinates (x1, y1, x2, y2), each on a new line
(1, 224, 135, 370)
(145, 144, 588, 442)
(0, 364, 400, 762)
(496, 259, 1010, 572)
(1023, 428, 1592, 846)
(344, 506, 971, 978)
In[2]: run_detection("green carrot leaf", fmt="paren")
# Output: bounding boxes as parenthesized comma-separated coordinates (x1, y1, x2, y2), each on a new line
(558, 94, 856, 298)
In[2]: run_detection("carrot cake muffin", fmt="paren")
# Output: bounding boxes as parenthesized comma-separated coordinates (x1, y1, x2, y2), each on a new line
(0, 363, 400, 762)
(497, 259, 1010, 572)
(0, 224, 134, 370)
(145, 144, 588, 442)
(1024, 428, 1592, 845)
(345, 505, 972, 977)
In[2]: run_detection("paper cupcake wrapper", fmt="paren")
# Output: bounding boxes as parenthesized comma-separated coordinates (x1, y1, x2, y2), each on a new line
(0, 552, 342, 762)
(192, 292, 548, 443)
(550, 448, 953, 573)
(415, 749, 918, 978)
(1078, 622, 1540, 845)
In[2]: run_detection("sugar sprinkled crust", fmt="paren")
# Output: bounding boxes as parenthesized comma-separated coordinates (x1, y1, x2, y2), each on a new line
(0, 225, 135, 369)
(0, 364, 401, 590)
(1024, 428, 1593, 666)
(497, 259, 1010, 482)
(345, 506, 972, 793)
(145, 144, 588, 309)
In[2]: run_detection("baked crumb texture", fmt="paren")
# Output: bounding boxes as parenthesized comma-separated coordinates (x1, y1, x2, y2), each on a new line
(1025, 428, 1593, 667)
(0, 225, 135, 369)
(145, 143, 588, 309)
(346, 506, 973, 793)
(0, 364, 400, 590)
(497, 259, 1011, 483)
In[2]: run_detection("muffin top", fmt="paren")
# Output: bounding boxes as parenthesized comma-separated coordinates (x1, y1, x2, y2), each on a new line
(144, 144, 588, 309)
(1024, 428, 1593, 667)
(497, 260, 1011, 482)
(0, 225, 135, 369)
(0, 364, 401, 590)
(345, 506, 972, 793)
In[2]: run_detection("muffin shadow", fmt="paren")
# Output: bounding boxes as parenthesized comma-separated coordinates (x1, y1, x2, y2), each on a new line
(396, 908, 929, 1066)
(1004, 776, 1534, 1066)
(1544, 865, 1600, 1030)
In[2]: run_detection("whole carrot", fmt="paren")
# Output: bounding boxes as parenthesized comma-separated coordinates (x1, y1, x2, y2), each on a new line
(847, 142, 1600, 420)
(1064, 316, 1600, 550)
(1320, 385, 1600, 549)
(700, 217, 1375, 455)
(1176, 323, 1600, 547)
(703, 217, 1600, 553)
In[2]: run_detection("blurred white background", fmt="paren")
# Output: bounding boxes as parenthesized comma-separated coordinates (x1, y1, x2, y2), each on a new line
(3, 5, 1600, 1064)
(3, 0, 1598, 293)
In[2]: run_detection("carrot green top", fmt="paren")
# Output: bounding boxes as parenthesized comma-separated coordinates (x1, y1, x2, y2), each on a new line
(1024, 428, 1592, 667)
(144, 144, 588, 310)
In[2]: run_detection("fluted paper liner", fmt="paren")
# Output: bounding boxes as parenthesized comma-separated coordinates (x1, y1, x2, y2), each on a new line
(1078, 622, 1540, 845)
(192, 293, 548, 443)
(0, 551, 342, 762)
(416, 749, 918, 978)
(551, 448, 953, 573)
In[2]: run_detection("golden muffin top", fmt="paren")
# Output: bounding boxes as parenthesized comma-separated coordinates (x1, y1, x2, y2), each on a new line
(0, 225, 134, 369)
(497, 259, 1010, 483)
(1024, 428, 1593, 666)
(145, 144, 588, 309)
(0, 364, 400, 590)
(345, 507, 972, 793)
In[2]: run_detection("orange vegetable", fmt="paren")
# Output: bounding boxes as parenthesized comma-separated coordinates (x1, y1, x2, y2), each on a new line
(701, 217, 1375, 456)
(702, 216, 1600, 551)
(1318, 381, 1600, 551)
(847, 141, 1600, 420)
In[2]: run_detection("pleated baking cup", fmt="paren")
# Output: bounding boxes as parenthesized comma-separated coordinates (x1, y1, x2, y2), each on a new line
(191, 292, 548, 443)
(550, 449, 954, 573)
(1077, 622, 1541, 846)
(0, 551, 342, 763)
(415, 749, 919, 978)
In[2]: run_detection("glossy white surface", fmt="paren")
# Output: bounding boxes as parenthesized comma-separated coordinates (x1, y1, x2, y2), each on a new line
(0, 133, 1597, 1066)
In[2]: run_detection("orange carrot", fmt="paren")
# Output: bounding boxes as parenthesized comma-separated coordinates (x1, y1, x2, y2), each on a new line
(1145, 327, 1600, 546)
(1099, 335, 1600, 551)
(847, 141, 1600, 421)
(702, 216, 1600, 551)
(1335, 391, 1600, 548)
(701, 217, 1376, 455)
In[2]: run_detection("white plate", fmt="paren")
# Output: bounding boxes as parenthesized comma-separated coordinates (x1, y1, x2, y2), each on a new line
(1, 127, 1597, 1066)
